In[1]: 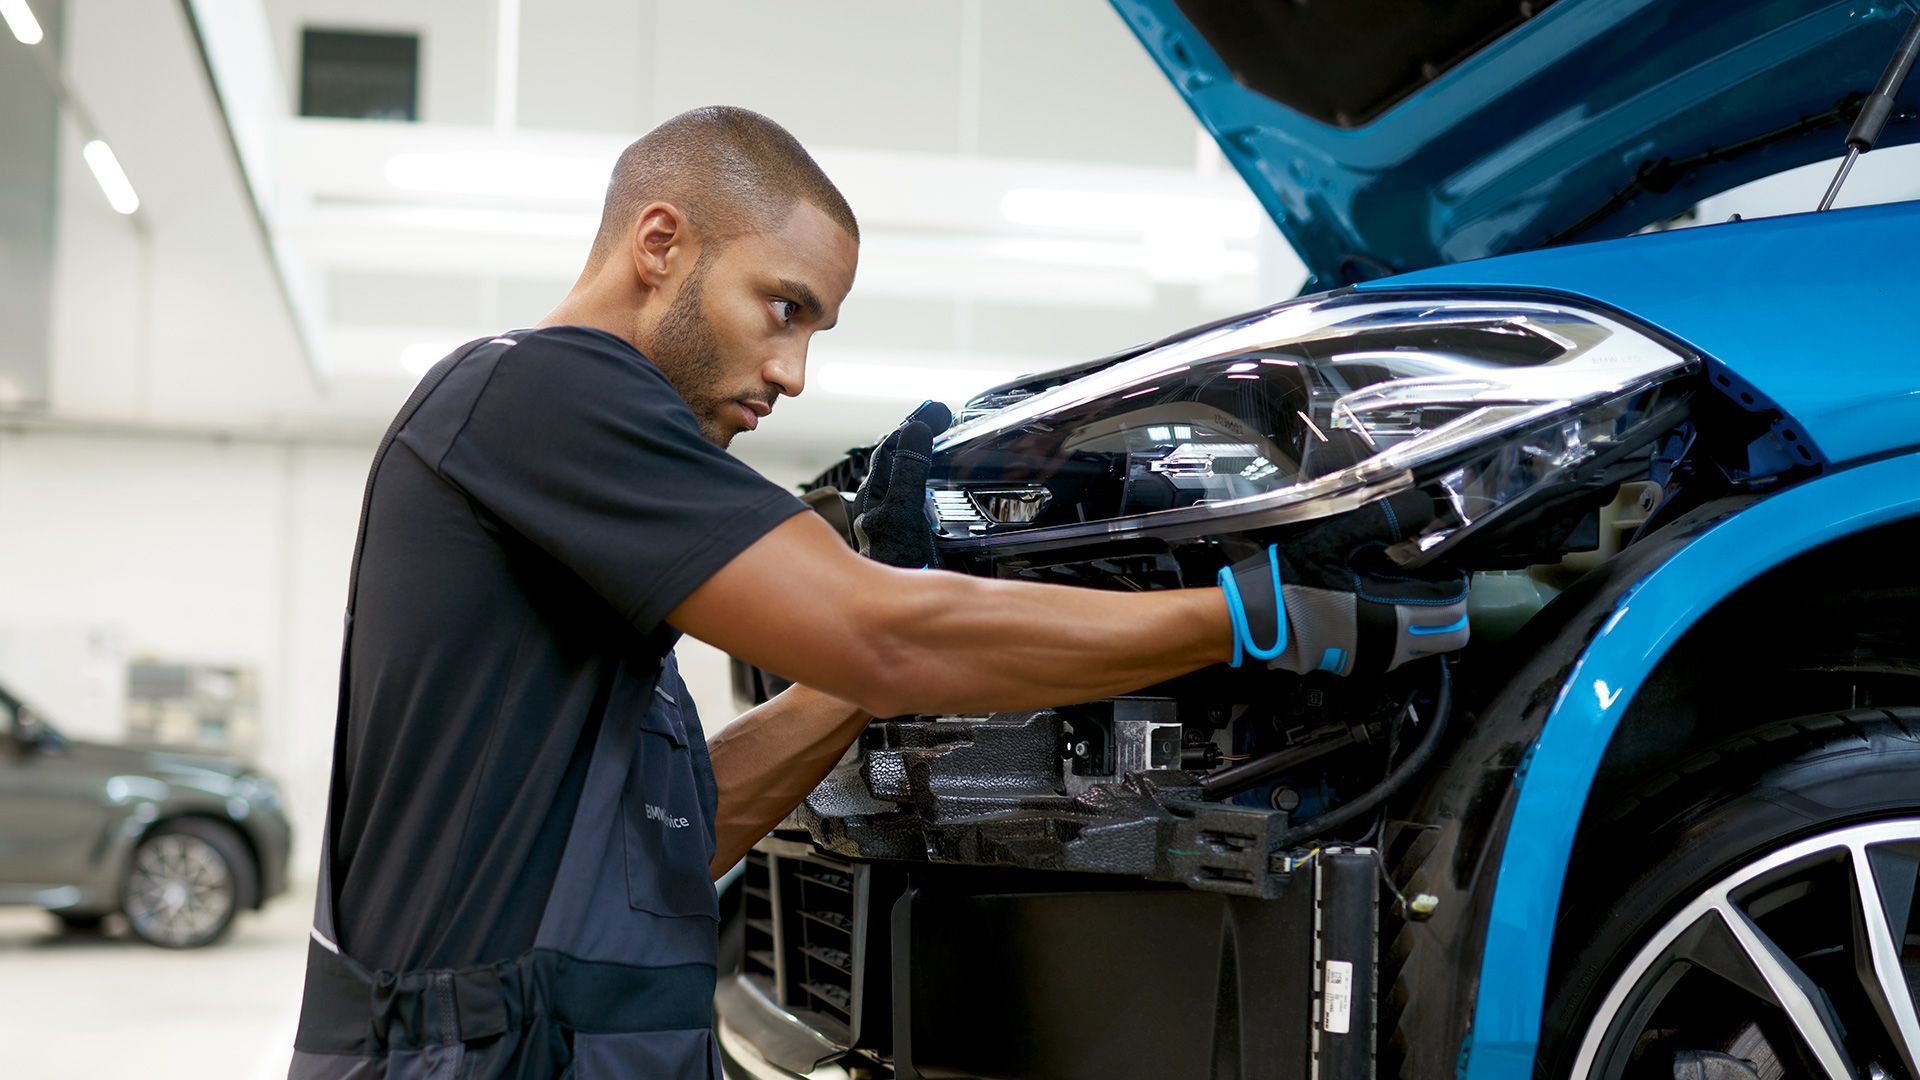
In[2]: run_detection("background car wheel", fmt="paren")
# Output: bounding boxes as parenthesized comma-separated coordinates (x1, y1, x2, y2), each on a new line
(1538, 708, 1920, 1080)
(121, 819, 255, 948)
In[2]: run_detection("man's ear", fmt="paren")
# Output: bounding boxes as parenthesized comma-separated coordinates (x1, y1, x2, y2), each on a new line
(629, 202, 688, 289)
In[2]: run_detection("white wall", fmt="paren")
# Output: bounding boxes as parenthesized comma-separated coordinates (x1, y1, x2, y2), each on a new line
(0, 429, 367, 872)
(0, 425, 824, 874)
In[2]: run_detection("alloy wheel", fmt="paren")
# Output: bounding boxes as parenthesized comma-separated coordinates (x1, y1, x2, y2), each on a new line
(124, 831, 236, 947)
(1571, 818, 1920, 1079)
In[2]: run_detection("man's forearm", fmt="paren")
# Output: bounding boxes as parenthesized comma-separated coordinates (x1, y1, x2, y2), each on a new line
(862, 574, 1232, 716)
(670, 513, 1236, 722)
(706, 684, 869, 877)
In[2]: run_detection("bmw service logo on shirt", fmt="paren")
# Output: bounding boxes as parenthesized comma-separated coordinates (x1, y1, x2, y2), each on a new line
(646, 802, 690, 829)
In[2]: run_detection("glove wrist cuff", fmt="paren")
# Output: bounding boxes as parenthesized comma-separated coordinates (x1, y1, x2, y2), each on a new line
(1220, 544, 1288, 668)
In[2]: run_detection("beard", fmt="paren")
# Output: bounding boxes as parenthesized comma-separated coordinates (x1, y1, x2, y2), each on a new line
(646, 250, 733, 447)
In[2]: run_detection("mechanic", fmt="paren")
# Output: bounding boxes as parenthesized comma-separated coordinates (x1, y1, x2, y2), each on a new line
(288, 107, 1298, 1079)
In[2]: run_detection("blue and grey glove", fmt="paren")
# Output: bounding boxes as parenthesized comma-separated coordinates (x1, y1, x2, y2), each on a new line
(1219, 490, 1470, 676)
(852, 400, 952, 569)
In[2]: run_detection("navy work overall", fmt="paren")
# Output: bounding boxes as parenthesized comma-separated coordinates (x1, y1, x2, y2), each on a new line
(290, 339, 727, 1078)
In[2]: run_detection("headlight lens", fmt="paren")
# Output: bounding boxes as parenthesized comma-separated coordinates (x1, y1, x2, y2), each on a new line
(929, 291, 1696, 556)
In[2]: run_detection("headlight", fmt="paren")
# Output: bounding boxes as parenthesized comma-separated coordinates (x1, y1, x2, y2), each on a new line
(241, 774, 282, 809)
(929, 291, 1696, 560)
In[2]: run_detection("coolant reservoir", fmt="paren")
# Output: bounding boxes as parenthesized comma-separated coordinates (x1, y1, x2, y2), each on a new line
(1467, 570, 1561, 643)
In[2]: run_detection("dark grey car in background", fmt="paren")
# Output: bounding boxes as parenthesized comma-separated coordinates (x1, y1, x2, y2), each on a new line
(0, 683, 290, 947)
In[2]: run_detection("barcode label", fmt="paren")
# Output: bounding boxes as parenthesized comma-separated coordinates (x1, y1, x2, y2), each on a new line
(1322, 959, 1353, 1035)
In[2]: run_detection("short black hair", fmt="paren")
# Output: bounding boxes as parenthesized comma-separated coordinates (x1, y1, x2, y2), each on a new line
(588, 106, 859, 266)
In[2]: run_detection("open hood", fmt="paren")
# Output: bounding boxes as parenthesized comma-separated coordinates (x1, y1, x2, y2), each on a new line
(1112, 0, 1920, 289)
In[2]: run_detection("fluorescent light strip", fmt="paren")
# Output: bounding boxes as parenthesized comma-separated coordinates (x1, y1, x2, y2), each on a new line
(0, 0, 43, 45)
(493, 0, 521, 132)
(82, 141, 139, 214)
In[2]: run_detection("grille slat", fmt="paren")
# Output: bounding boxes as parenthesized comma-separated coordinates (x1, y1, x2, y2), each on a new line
(797, 869, 851, 892)
(799, 943, 853, 975)
(801, 980, 853, 1013)
(740, 850, 777, 984)
(798, 908, 852, 934)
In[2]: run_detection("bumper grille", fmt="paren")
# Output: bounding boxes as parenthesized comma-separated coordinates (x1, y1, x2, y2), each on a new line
(739, 846, 866, 1043)
(741, 851, 777, 983)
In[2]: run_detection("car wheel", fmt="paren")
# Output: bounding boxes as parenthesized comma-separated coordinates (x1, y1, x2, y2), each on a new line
(121, 819, 254, 948)
(1539, 708, 1920, 1079)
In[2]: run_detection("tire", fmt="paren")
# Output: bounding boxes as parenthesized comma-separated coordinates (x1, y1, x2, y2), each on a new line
(121, 819, 256, 949)
(1538, 708, 1920, 1080)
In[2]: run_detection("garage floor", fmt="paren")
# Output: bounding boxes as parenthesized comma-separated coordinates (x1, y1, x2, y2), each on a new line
(0, 881, 315, 1080)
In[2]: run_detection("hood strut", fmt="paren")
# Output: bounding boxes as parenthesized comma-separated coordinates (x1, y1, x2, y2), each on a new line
(1818, 4, 1920, 210)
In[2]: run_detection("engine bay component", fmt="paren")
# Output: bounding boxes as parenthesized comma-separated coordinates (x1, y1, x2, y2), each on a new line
(880, 845, 1381, 1080)
(1199, 721, 1358, 800)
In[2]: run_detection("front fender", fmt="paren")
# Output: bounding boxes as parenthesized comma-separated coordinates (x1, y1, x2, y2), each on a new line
(1460, 453, 1920, 1077)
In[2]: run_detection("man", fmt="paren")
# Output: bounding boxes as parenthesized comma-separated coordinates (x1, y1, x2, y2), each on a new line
(290, 106, 1286, 1079)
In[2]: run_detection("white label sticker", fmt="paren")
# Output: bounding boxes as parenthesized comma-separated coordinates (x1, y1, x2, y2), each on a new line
(1322, 959, 1353, 1035)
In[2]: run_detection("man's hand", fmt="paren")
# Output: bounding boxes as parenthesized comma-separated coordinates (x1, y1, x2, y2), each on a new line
(1220, 541, 1470, 677)
(852, 400, 951, 568)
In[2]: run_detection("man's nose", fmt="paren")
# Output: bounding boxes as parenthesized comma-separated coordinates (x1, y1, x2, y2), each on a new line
(764, 345, 806, 398)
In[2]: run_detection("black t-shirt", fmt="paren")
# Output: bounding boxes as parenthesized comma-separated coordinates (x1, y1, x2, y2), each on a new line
(328, 325, 805, 971)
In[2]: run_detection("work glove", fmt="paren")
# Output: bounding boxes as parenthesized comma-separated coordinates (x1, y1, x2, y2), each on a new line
(1219, 489, 1470, 676)
(852, 400, 952, 569)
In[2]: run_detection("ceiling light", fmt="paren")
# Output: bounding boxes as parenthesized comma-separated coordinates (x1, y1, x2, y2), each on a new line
(82, 141, 139, 214)
(813, 361, 1015, 403)
(1000, 187, 1262, 239)
(385, 152, 605, 201)
(400, 342, 453, 376)
(0, 0, 43, 45)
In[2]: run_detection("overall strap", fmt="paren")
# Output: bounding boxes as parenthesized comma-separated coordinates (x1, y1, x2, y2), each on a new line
(312, 334, 506, 953)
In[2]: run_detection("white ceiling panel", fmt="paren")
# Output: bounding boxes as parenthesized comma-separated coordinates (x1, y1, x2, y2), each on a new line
(975, 0, 1195, 167)
(514, 0, 653, 134)
(650, 0, 966, 154)
(25, 0, 1302, 451)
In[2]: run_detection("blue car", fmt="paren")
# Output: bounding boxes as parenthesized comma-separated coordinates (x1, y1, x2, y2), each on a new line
(718, 3, 1920, 1078)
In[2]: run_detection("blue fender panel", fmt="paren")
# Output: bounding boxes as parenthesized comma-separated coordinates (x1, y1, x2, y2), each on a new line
(1462, 453, 1920, 1079)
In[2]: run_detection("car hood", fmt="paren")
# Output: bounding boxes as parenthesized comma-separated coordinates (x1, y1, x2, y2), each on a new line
(1112, 0, 1920, 289)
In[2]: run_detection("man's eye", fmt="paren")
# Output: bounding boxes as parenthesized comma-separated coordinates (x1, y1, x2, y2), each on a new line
(771, 299, 798, 325)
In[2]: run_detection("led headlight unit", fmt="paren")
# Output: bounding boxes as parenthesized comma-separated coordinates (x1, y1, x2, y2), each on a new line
(927, 292, 1698, 557)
